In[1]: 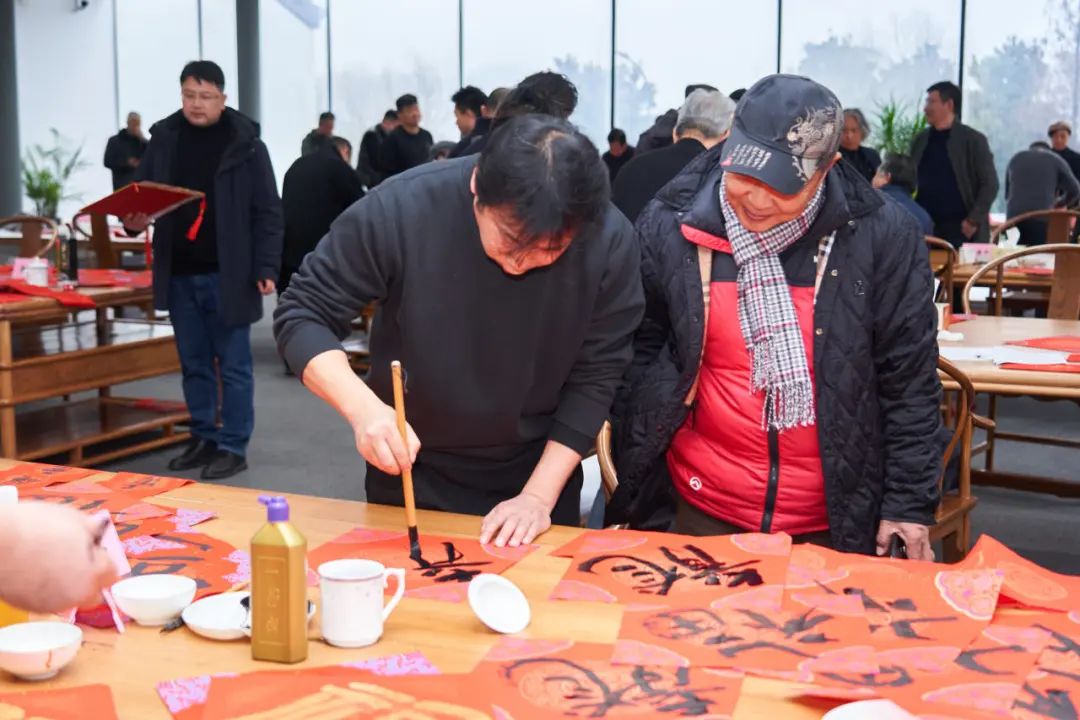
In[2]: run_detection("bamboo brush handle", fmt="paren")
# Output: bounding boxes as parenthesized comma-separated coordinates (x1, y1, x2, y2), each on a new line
(390, 361, 418, 528)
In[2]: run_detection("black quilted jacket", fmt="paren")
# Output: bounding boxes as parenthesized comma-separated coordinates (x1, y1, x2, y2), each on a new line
(608, 146, 943, 554)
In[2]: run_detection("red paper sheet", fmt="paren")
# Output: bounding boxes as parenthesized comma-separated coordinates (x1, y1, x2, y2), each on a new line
(959, 535, 1080, 613)
(124, 532, 244, 598)
(1008, 336, 1080, 353)
(97, 472, 192, 500)
(614, 597, 879, 678)
(0, 462, 96, 489)
(0, 684, 119, 719)
(307, 528, 535, 602)
(0, 279, 97, 308)
(1008, 612, 1080, 720)
(550, 529, 792, 607)
(18, 483, 142, 515)
(478, 638, 744, 719)
(784, 545, 1003, 652)
(77, 268, 152, 288)
(201, 667, 493, 720)
(79, 181, 203, 220)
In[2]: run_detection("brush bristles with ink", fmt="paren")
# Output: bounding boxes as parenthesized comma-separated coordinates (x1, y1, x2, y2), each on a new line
(391, 360, 423, 562)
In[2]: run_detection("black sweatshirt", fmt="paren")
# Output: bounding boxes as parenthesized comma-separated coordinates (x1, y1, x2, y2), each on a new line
(170, 115, 232, 275)
(273, 156, 644, 519)
(379, 126, 433, 177)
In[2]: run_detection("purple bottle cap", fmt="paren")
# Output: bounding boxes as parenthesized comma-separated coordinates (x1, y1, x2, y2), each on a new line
(258, 495, 289, 522)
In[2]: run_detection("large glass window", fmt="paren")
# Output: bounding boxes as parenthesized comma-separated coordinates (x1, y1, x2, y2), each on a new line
(329, 0, 460, 153)
(200, 0, 240, 109)
(614, 0, 778, 145)
(780, 0, 961, 146)
(463, 0, 611, 146)
(259, 0, 329, 188)
(116, 0, 201, 131)
(964, 0, 1079, 213)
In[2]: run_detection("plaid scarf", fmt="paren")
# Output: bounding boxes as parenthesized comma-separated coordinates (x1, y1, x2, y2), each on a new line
(719, 174, 826, 431)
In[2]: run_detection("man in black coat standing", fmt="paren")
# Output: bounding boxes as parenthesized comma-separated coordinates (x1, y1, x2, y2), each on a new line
(613, 89, 735, 223)
(280, 137, 364, 296)
(123, 61, 283, 481)
(357, 110, 399, 189)
(380, 94, 433, 178)
(103, 112, 148, 190)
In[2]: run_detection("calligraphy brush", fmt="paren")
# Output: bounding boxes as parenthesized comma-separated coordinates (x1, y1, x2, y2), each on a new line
(391, 361, 421, 561)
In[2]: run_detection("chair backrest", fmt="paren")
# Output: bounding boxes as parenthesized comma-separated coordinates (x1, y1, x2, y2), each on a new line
(961, 243, 1080, 320)
(0, 215, 58, 260)
(990, 208, 1080, 245)
(596, 420, 618, 502)
(936, 357, 974, 514)
(926, 236, 957, 304)
(70, 212, 118, 269)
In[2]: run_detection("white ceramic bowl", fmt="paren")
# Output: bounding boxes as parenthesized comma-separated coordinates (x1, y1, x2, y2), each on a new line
(822, 700, 916, 720)
(111, 574, 197, 626)
(0, 622, 83, 681)
(468, 573, 530, 634)
(182, 592, 316, 641)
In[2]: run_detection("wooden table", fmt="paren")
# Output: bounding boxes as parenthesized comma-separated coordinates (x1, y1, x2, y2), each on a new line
(940, 315, 1080, 495)
(0, 287, 188, 465)
(0, 461, 830, 720)
(952, 263, 1054, 293)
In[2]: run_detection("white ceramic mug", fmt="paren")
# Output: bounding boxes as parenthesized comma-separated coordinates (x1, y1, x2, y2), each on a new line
(318, 559, 405, 648)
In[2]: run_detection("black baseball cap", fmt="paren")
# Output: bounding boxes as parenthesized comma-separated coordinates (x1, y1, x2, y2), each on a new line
(720, 74, 843, 195)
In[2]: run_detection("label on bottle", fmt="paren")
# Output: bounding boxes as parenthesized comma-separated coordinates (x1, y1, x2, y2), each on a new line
(252, 556, 288, 649)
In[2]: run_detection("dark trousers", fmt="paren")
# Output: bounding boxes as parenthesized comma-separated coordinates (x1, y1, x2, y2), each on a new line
(933, 220, 967, 249)
(1015, 218, 1048, 246)
(168, 273, 254, 456)
(673, 495, 833, 547)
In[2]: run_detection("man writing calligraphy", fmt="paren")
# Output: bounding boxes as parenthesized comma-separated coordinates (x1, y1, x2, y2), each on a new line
(609, 75, 943, 560)
(275, 115, 644, 547)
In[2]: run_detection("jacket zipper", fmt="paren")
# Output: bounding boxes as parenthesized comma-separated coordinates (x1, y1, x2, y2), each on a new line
(760, 427, 780, 533)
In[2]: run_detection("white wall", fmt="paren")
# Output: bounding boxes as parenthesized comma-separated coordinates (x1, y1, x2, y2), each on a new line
(15, 0, 117, 219)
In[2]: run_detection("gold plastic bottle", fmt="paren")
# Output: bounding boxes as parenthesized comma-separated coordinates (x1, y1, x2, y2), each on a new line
(250, 495, 308, 663)
(0, 487, 29, 627)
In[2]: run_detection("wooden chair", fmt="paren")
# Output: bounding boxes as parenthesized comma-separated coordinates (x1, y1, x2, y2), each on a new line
(962, 244, 1080, 321)
(0, 215, 59, 261)
(70, 212, 118, 269)
(961, 244, 1080, 474)
(933, 357, 984, 562)
(990, 208, 1080, 245)
(927, 236, 958, 305)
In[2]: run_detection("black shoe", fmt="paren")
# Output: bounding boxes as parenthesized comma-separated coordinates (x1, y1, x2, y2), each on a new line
(201, 451, 248, 481)
(168, 439, 218, 471)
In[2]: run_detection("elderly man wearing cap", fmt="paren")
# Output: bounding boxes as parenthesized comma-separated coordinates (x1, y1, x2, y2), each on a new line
(609, 74, 943, 560)
(1049, 121, 1080, 183)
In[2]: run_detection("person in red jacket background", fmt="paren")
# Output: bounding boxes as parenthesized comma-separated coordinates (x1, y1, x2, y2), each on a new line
(611, 75, 942, 560)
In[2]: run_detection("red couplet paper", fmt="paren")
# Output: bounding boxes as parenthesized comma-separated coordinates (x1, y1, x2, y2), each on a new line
(550, 529, 792, 607)
(79, 181, 203, 221)
(0, 684, 119, 720)
(613, 595, 879, 680)
(18, 483, 143, 515)
(0, 279, 98, 309)
(77, 268, 153, 289)
(784, 544, 1003, 652)
(123, 532, 244, 599)
(477, 638, 744, 719)
(1007, 612, 1080, 720)
(959, 535, 1080, 613)
(201, 667, 493, 720)
(1007, 336, 1080, 353)
(0, 462, 96, 489)
(307, 528, 536, 603)
(97, 472, 192, 500)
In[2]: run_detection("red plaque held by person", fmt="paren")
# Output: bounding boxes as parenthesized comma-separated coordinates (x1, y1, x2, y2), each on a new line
(79, 181, 204, 224)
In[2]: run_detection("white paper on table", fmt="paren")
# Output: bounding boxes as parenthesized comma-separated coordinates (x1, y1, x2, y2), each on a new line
(938, 345, 1072, 365)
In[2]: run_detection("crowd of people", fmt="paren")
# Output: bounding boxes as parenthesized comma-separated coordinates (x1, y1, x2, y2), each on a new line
(83, 58, 1080, 574)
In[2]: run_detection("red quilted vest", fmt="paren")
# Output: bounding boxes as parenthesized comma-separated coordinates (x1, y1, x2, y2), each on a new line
(666, 225, 829, 535)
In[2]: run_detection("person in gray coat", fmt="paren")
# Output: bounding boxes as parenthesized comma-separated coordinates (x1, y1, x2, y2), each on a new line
(911, 81, 999, 247)
(1005, 141, 1080, 245)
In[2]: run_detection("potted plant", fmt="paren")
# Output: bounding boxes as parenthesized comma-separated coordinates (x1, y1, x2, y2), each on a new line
(21, 128, 87, 221)
(874, 99, 928, 159)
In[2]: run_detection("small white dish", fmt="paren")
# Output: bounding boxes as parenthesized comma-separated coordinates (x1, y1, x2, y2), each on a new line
(468, 573, 530, 634)
(182, 592, 316, 641)
(0, 621, 83, 680)
(822, 699, 915, 720)
(111, 574, 197, 626)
